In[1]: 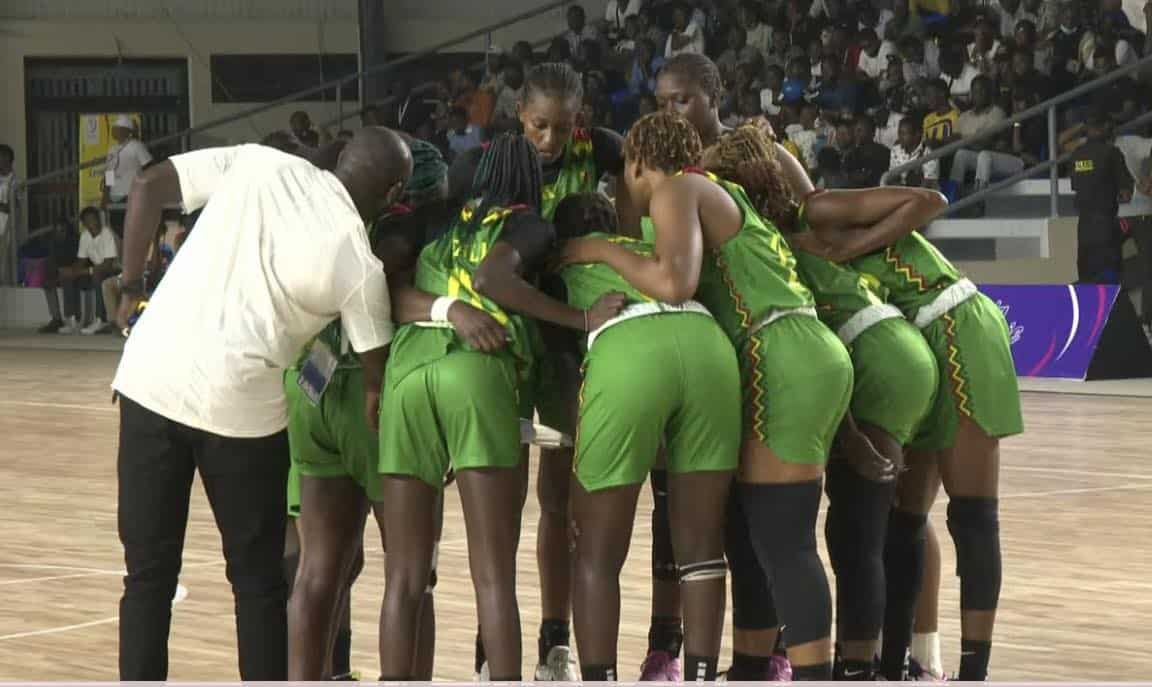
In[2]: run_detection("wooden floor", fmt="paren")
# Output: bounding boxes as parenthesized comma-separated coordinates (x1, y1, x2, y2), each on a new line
(2, 348, 1151, 681)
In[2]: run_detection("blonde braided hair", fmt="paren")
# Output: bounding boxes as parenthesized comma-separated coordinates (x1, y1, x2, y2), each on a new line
(624, 111, 703, 174)
(702, 125, 800, 232)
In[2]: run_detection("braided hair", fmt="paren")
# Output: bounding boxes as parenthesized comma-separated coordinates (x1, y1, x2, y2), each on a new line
(522, 61, 584, 106)
(402, 137, 448, 207)
(702, 125, 799, 232)
(624, 111, 703, 174)
(467, 133, 544, 231)
(659, 53, 724, 106)
(552, 192, 618, 241)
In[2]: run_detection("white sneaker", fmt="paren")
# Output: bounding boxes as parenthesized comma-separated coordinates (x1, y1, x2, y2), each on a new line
(81, 318, 106, 335)
(472, 661, 490, 682)
(534, 645, 579, 681)
(58, 316, 80, 334)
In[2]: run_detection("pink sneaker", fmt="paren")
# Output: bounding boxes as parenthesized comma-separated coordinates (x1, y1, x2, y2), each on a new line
(639, 650, 682, 681)
(766, 654, 793, 681)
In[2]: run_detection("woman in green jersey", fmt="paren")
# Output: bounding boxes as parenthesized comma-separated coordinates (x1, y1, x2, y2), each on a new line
(703, 125, 946, 681)
(375, 135, 624, 682)
(563, 111, 853, 681)
(549, 192, 739, 683)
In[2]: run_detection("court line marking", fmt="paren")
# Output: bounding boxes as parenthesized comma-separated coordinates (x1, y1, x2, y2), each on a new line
(0, 582, 189, 641)
(0, 399, 116, 413)
(999, 483, 1152, 499)
(0, 560, 222, 586)
(1001, 465, 1152, 481)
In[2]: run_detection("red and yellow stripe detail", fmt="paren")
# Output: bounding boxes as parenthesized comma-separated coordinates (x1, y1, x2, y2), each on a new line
(884, 246, 929, 293)
(941, 312, 972, 418)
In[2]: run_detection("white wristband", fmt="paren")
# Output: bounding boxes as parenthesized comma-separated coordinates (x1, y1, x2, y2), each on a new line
(430, 296, 458, 323)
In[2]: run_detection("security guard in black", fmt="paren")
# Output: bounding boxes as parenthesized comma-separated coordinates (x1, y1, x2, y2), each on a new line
(1071, 117, 1134, 283)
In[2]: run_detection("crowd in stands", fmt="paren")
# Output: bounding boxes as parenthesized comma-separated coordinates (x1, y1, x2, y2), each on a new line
(359, 0, 1151, 202)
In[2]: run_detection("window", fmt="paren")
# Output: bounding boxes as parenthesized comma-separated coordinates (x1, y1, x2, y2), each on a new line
(210, 54, 359, 103)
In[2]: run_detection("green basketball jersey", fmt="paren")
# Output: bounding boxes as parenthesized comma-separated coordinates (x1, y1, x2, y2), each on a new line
(691, 171, 814, 348)
(540, 129, 599, 221)
(792, 209, 888, 333)
(850, 230, 963, 321)
(558, 232, 655, 310)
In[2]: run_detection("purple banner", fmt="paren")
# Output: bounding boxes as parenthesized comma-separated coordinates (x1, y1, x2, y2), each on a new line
(977, 284, 1120, 380)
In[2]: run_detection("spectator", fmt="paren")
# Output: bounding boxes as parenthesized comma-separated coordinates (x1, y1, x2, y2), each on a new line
(898, 35, 939, 82)
(1007, 86, 1047, 169)
(454, 71, 493, 130)
(547, 36, 573, 63)
(786, 101, 823, 170)
(512, 40, 536, 67)
(0, 144, 13, 284)
(604, 0, 643, 39)
(480, 47, 506, 93)
(382, 79, 436, 134)
(858, 1, 896, 44)
(992, 48, 1016, 112)
(814, 145, 847, 188)
(288, 111, 320, 148)
(1089, 13, 1139, 71)
(783, 55, 815, 104)
(666, 2, 707, 57)
(939, 44, 981, 107)
(843, 114, 894, 186)
(1115, 122, 1152, 330)
(1013, 18, 1052, 74)
(856, 27, 898, 79)
(1085, 47, 1140, 125)
(949, 76, 1016, 195)
(782, 0, 823, 48)
(103, 211, 186, 337)
(741, 1, 773, 58)
(564, 4, 601, 62)
(766, 24, 793, 68)
(922, 78, 960, 146)
(885, 0, 924, 42)
(491, 62, 526, 130)
(614, 15, 641, 54)
(759, 64, 786, 116)
(876, 104, 906, 148)
(879, 54, 906, 103)
(717, 26, 763, 83)
(993, 0, 1039, 38)
(57, 206, 118, 334)
(832, 118, 856, 152)
(1047, 2, 1088, 84)
(628, 39, 664, 96)
(638, 9, 668, 55)
(967, 17, 1003, 74)
(102, 115, 153, 236)
(889, 116, 940, 187)
(1011, 45, 1053, 99)
(21, 216, 77, 333)
(814, 52, 860, 112)
(445, 106, 483, 157)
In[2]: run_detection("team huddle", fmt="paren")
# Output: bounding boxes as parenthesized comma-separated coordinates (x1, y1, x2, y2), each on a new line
(113, 55, 1022, 684)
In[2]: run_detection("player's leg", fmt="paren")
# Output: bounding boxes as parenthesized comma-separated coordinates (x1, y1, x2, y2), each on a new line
(736, 315, 854, 681)
(724, 492, 788, 681)
(910, 520, 945, 681)
(640, 463, 684, 681)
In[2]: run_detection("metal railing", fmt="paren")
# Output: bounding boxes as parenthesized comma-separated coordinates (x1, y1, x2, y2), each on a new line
(884, 50, 1152, 220)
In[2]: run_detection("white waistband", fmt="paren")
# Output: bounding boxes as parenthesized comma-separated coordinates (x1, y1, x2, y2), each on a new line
(412, 321, 454, 329)
(587, 300, 713, 349)
(913, 278, 978, 329)
(748, 306, 819, 335)
(837, 303, 905, 345)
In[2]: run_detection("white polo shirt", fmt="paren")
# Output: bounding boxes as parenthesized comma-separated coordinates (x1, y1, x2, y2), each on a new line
(78, 226, 118, 264)
(112, 144, 393, 438)
(105, 139, 153, 199)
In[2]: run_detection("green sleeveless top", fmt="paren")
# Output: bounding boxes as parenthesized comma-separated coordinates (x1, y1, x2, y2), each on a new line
(791, 203, 888, 333)
(558, 232, 655, 310)
(691, 171, 814, 348)
(540, 129, 598, 220)
(850, 230, 962, 321)
(386, 201, 537, 384)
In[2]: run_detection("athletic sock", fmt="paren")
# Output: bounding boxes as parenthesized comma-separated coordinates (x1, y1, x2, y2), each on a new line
(647, 615, 683, 656)
(835, 658, 875, 681)
(728, 652, 773, 680)
(959, 638, 992, 681)
(911, 631, 943, 677)
(792, 662, 833, 681)
(538, 618, 571, 664)
(473, 631, 486, 675)
(683, 655, 718, 681)
(331, 627, 352, 677)
(580, 663, 617, 681)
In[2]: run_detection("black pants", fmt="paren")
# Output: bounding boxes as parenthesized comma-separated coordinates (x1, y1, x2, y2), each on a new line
(117, 395, 290, 681)
(1124, 215, 1152, 324)
(1077, 214, 1123, 284)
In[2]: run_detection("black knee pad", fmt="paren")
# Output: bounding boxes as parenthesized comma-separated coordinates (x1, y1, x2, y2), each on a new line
(825, 461, 893, 640)
(739, 480, 831, 647)
(725, 493, 777, 630)
(650, 470, 676, 581)
(947, 497, 1001, 611)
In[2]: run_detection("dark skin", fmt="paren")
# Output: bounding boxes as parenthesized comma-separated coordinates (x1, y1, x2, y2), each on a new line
(380, 215, 625, 680)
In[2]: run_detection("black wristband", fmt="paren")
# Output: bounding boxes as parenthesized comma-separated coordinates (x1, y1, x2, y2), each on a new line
(120, 277, 146, 296)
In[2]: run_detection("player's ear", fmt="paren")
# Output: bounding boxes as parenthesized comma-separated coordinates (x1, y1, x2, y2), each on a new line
(384, 179, 405, 206)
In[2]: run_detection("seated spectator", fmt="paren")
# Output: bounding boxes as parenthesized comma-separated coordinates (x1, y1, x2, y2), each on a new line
(57, 206, 118, 334)
(563, 4, 601, 63)
(939, 44, 981, 108)
(759, 64, 786, 117)
(765, 24, 793, 69)
(1046, 2, 1088, 84)
(889, 116, 940, 188)
(831, 118, 855, 152)
(512, 40, 536, 67)
(786, 101, 823, 170)
(857, 28, 898, 80)
(547, 36, 573, 63)
(1010, 45, 1052, 100)
(1084, 48, 1140, 125)
(879, 54, 906, 102)
(741, 1, 773, 59)
(717, 25, 763, 84)
(1007, 86, 1046, 169)
(21, 216, 78, 334)
(638, 9, 667, 56)
(949, 75, 1015, 194)
(445, 107, 483, 157)
(628, 39, 664, 96)
(814, 145, 847, 188)
(814, 53, 860, 113)
(993, 0, 1039, 39)
(876, 105, 905, 148)
(897, 35, 938, 82)
(454, 71, 493, 130)
(843, 114, 894, 187)
(1090, 14, 1138, 70)
(491, 62, 525, 131)
(289, 111, 320, 148)
(782, 55, 815, 104)
(603, 0, 642, 40)
(666, 2, 706, 57)
(922, 78, 960, 147)
(614, 15, 641, 54)
(858, 2, 896, 45)
(884, 0, 924, 43)
(1012, 18, 1051, 74)
(966, 16, 1002, 74)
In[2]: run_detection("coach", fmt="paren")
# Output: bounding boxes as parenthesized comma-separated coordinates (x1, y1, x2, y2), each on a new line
(109, 128, 412, 680)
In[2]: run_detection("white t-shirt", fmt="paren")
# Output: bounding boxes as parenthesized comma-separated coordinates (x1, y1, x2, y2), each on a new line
(876, 111, 904, 148)
(857, 41, 897, 79)
(0, 172, 12, 238)
(665, 21, 705, 58)
(78, 227, 118, 264)
(112, 144, 393, 438)
(946, 63, 982, 101)
(1116, 135, 1152, 218)
(104, 139, 153, 199)
(604, 0, 642, 28)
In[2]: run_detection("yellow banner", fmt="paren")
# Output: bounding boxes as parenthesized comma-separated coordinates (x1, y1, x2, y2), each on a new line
(78, 113, 141, 217)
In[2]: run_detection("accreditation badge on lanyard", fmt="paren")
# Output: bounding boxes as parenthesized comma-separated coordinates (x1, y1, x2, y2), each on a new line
(297, 339, 339, 406)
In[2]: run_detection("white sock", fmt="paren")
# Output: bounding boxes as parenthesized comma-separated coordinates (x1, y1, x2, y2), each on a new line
(910, 631, 943, 677)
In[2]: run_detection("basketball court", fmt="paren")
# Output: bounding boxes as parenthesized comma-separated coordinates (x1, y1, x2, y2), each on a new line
(1, 343, 1150, 681)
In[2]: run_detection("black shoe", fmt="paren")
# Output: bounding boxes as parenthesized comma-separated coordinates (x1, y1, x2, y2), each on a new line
(38, 319, 63, 334)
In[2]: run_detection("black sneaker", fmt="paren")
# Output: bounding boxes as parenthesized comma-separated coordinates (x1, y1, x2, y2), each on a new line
(38, 319, 63, 334)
